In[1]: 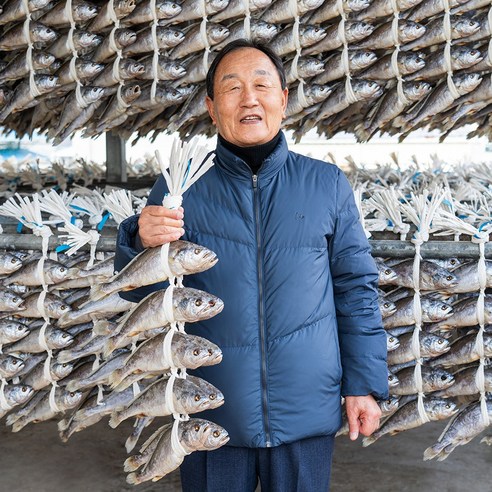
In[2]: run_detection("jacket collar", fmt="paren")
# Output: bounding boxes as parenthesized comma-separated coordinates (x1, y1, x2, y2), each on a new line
(214, 131, 289, 183)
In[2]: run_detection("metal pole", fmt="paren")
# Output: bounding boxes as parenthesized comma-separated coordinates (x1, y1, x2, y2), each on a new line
(106, 132, 127, 184)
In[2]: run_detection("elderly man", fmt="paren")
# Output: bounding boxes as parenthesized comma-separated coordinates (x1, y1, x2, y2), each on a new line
(115, 39, 388, 492)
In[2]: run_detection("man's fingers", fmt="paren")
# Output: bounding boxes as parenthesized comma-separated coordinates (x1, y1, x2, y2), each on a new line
(141, 205, 184, 220)
(347, 411, 360, 441)
(141, 231, 184, 248)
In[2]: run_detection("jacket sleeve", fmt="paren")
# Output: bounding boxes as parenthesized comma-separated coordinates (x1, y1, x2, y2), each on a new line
(328, 169, 389, 400)
(114, 175, 170, 303)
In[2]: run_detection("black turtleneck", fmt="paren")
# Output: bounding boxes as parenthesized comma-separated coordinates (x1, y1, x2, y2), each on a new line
(218, 131, 281, 175)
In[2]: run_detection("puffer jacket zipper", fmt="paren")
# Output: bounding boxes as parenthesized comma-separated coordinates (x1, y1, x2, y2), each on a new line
(252, 173, 271, 447)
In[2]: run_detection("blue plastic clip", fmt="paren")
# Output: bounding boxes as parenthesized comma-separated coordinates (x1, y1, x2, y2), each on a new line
(97, 212, 111, 231)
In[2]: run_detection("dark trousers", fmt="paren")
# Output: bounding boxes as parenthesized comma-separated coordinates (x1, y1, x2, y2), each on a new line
(180, 435, 335, 492)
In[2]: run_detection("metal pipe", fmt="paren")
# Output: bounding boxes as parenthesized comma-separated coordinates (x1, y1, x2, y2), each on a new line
(0, 235, 491, 259)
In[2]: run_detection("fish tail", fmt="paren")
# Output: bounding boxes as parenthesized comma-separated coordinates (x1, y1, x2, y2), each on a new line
(481, 437, 492, 445)
(93, 320, 111, 336)
(423, 443, 443, 461)
(109, 412, 122, 429)
(5, 413, 20, 426)
(362, 435, 377, 447)
(58, 418, 70, 433)
(126, 472, 141, 485)
(66, 380, 79, 393)
(108, 368, 124, 389)
(89, 282, 110, 302)
(124, 455, 142, 471)
(103, 338, 117, 359)
(57, 351, 73, 364)
(125, 435, 138, 454)
(11, 418, 27, 433)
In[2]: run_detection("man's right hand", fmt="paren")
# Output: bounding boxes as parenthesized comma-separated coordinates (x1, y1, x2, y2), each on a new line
(137, 205, 185, 248)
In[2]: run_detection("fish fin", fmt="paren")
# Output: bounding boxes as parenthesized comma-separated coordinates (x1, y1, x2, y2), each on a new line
(93, 320, 111, 336)
(124, 456, 142, 473)
(126, 472, 140, 485)
(107, 368, 124, 389)
(102, 338, 117, 359)
(109, 412, 122, 429)
(353, 123, 370, 143)
(57, 351, 74, 364)
(139, 423, 171, 454)
(11, 418, 27, 433)
(5, 413, 21, 426)
(88, 282, 111, 302)
(58, 418, 70, 432)
(481, 437, 492, 445)
(362, 435, 377, 447)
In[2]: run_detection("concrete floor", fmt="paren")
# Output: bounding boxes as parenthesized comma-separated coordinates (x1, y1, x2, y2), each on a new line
(1, 418, 490, 492)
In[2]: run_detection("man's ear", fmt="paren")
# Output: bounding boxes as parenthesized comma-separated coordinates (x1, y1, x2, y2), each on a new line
(205, 96, 216, 125)
(281, 87, 289, 118)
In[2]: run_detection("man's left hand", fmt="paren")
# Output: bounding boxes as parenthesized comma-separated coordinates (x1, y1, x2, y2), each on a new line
(345, 395, 381, 441)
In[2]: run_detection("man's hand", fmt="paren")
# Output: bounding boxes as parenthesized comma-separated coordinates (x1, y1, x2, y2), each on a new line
(138, 206, 185, 248)
(345, 395, 381, 441)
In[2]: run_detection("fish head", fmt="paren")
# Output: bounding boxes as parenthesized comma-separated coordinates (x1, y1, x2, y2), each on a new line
(33, 23, 58, 43)
(208, 24, 230, 44)
(174, 377, 224, 414)
(210, 0, 229, 11)
(455, 72, 483, 94)
(46, 298, 72, 319)
(122, 83, 142, 102)
(453, 18, 480, 37)
(354, 79, 382, 99)
(401, 52, 426, 72)
(116, 0, 136, 12)
(379, 396, 400, 415)
(252, 21, 279, 41)
(84, 86, 106, 103)
(7, 384, 34, 405)
(422, 334, 450, 357)
(3, 290, 25, 311)
(123, 58, 145, 77)
(52, 361, 74, 380)
(36, 74, 60, 92)
(376, 261, 397, 284)
(403, 81, 432, 102)
(424, 299, 453, 321)
(453, 46, 483, 68)
(158, 1, 181, 17)
(174, 333, 222, 368)
(0, 355, 25, 377)
(386, 333, 400, 351)
(50, 329, 74, 349)
(48, 263, 69, 283)
(348, 0, 371, 10)
(399, 20, 425, 43)
(300, 24, 327, 44)
(115, 29, 135, 47)
(347, 21, 374, 40)
(59, 389, 84, 409)
(387, 370, 399, 388)
(252, 0, 273, 8)
(173, 288, 224, 323)
(1, 254, 23, 274)
(381, 299, 397, 318)
(426, 265, 458, 290)
(34, 52, 55, 69)
(301, 56, 325, 75)
(84, 62, 105, 77)
(170, 241, 218, 275)
(428, 368, 455, 391)
(179, 418, 212, 448)
(32, 0, 51, 8)
(351, 50, 377, 70)
(308, 84, 332, 103)
(0, 321, 29, 341)
(167, 61, 186, 78)
(427, 398, 459, 420)
(200, 422, 229, 450)
(160, 28, 186, 47)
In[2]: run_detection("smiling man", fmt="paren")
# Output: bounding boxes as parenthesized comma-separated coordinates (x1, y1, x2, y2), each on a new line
(115, 39, 388, 492)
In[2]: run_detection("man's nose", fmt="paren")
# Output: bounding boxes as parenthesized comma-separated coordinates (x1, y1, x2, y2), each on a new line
(240, 86, 259, 107)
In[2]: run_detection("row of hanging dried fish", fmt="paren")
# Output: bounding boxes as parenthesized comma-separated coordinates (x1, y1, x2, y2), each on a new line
(0, 0, 491, 144)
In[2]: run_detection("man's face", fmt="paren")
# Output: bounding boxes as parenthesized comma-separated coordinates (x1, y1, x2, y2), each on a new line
(206, 48, 288, 147)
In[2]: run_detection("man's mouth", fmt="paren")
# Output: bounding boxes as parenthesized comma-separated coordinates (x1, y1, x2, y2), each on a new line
(240, 115, 262, 122)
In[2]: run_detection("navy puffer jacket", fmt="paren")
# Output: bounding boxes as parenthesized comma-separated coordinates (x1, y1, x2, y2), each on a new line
(115, 132, 389, 448)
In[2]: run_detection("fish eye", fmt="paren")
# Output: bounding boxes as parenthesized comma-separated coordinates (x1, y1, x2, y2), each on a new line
(213, 430, 220, 438)
(388, 375, 394, 381)
(61, 305, 67, 310)
(62, 363, 67, 367)
(194, 424, 200, 431)
(62, 333, 69, 338)
(194, 394, 201, 401)
(60, 267, 66, 272)
(70, 392, 75, 397)
(209, 300, 215, 307)
(194, 248, 201, 254)
(384, 269, 391, 275)
(17, 326, 24, 331)
(446, 403, 451, 408)
(193, 349, 200, 356)
(386, 399, 391, 404)
(195, 299, 202, 307)
(208, 349, 213, 355)
(441, 375, 448, 381)
(22, 387, 27, 392)
(438, 339, 444, 344)
(384, 303, 390, 308)
(12, 359, 19, 365)
(174, 32, 180, 37)
(441, 305, 448, 310)
(13, 297, 19, 303)
(446, 276, 453, 281)
(389, 337, 394, 342)
(210, 394, 216, 400)
(10, 258, 17, 263)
